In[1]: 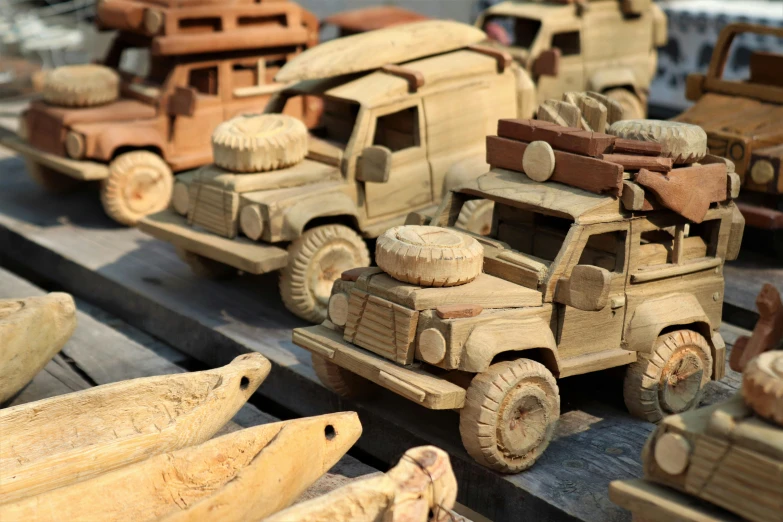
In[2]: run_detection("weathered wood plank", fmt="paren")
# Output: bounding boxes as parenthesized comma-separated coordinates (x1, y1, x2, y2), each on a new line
(0, 150, 775, 521)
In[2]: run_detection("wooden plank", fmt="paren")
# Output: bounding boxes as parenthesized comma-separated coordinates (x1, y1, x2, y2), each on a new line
(497, 119, 616, 157)
(601, 153, 672, 173)
(611, 138, 662, 156)
(487, 135, 624, 196)
(635, 164, 727, 223)
(0, 152, 772, 521)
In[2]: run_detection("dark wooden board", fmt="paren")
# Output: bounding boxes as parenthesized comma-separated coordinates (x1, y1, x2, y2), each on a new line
(0, 152, 771, 521)
(0, 265, 377, 498)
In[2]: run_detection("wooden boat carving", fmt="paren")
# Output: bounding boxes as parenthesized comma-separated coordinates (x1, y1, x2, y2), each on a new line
(0, 353, 271, 503)
(0, 412, 362, 522)
(265, 445, 458, 522)
(0, 293, 77, 403)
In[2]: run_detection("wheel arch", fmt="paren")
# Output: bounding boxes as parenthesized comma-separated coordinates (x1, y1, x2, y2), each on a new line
(589, 68, 640, 95)
(625, 293, 716, 356)
(282, 192, 360, 239)
(458, 317, 560, 375)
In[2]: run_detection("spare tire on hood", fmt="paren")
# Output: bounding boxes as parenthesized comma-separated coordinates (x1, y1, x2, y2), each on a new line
(43, 64, 119, 107)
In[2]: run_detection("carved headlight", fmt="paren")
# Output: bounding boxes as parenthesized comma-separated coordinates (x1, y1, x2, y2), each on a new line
(239, 205, 265, 240)
(144, 9, 165, 35)
(172, 182, 190, 216)
(750, 159, 775, 185)
(417, 328, 447, 364)
(327, 293, 349, 327)
(65, 131, 85, 159)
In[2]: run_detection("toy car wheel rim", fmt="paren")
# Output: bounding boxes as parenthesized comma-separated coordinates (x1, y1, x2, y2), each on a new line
(123, 167, 167, 214)
(307, 241, 361, 307)
(498, 384, 549, 458)
(456, 199, 494, 236)
(658, 347, 706, 414)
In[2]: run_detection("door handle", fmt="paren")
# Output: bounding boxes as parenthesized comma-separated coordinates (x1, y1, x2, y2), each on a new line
(610, 296, 626, 309)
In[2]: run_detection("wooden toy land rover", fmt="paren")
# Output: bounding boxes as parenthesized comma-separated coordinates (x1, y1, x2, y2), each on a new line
(293, 118, 746, 473)
(138, 21, 524, 323)
(675, 23, 783, 259)
(476, 0, 668, 119)
(0, 0, 318, 225)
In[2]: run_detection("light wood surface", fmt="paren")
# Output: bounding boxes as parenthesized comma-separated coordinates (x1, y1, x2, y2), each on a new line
(608, 120, 708, 165)
(0, 293, 76, 403)
(42, 65, 119, 107)
(0, 353, 271, 503)
(743, 351, 783, 426)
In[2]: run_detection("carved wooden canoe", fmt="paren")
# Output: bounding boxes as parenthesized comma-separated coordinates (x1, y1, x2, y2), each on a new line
(0, 412, 362, 522)
(0, 293, 77, 403)
(266, 445, 458, 522)
(0, 353, 271, 503)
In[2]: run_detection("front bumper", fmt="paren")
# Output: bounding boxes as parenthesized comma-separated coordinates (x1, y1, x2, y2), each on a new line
(293, 324, 466, 410)
(139, 210, 288, 275)
(0, 130, 108, 181)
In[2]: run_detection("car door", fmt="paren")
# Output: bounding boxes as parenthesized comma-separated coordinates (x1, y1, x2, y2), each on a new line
(171, 61, 226, 168)
(363, 101, 432, 219)
(556, 223, 630, 359)
(536, 27, 586, 104)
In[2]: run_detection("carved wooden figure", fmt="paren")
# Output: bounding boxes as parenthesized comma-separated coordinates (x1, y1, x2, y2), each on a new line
(266, 446, 458, 522)
(0, 293, 76, 404)
(293, 116, 743, 473)
(0, 353, 271, 503)
(0, 413, 361, 522)
(138, 20, 526, 324)
(0, 0, 320, 226)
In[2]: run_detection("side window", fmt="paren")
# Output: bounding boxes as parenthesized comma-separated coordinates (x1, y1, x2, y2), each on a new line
(373, 107, 420, 152)
(231, 62, 260, 90)
(552, 31, 580, 56)
(189, 66, 218, 96)
(578, 230, 627, 273)
(637, 220, 719, 269)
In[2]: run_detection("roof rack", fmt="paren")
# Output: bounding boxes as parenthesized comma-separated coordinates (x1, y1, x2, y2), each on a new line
(486, 119, 738, 223)
(96, 0, 317, 56)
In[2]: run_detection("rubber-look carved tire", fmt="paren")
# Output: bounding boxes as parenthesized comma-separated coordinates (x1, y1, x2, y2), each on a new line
(460, 359, 560, 473)
(280, 224, 370, 324)
(607, 120, 707, 165)
(25, 159, 80, 193)
(743, 351, 783, 426)
(456, 199, 494, 236)
(376, 225, 484, 287)
(604, 88, 646, 120)
(624, 330, 713, 423)
(100, 151, 173, 226)
(43, 64, 119, 107)
(212, 114, 308, 173)
(312, 353, 378, 399)
(175, 247, 236, 279)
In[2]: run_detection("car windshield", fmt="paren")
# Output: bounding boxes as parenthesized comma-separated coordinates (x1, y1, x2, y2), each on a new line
(489, 204, 572, 265)
(715, 32, 783, 88)
(482, 15, 541, 54)
(269, 93, 360, 151)
(104, 35, 171, 98)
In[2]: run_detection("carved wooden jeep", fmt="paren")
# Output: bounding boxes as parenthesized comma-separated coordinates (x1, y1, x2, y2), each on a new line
(293, 118, 745, 473)
(0, 0, 318, 225)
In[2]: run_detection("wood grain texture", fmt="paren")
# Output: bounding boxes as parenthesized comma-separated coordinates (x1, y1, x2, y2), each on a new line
(497, 119, 616, 157)
(486, 135, 624, 196)
(635, 164, 728, 223)
(0, 152, 771, 521)
(0, 353, 271, 503)
(601, 153, 672, 173)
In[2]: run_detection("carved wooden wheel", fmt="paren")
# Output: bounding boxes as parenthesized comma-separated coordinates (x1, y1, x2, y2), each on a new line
(456, 199, 494, 236)
(460, 359, 560, 473)
(624, 330, 713, 423)
(101, 151, 173, 226)
(42, 64, 119, 107)
(280, 224, 370, 323)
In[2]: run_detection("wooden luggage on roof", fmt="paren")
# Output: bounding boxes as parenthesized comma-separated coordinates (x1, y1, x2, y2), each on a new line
(96, 0, 317, 56)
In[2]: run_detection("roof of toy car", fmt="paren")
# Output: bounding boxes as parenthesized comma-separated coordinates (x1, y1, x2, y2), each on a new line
(459, 168, 624, 224)
(276, 20, 486, 83)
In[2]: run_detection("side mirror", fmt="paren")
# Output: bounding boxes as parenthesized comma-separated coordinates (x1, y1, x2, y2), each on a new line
(555, 265, 611, 312)
(684, 73, 706, 102)
(532, 48, 561, 77)
(357, 145, 392, 183)
(167, 86, 197, 117)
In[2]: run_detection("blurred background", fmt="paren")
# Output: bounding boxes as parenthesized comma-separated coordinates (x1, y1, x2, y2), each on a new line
(0, 0, 781, 116)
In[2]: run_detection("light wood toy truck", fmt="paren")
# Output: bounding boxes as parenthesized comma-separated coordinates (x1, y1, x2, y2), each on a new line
(0, 0, 318, 225)
(675, 23, 783, 259)
(139, 21, 529, 323)
(476, 0, 667, 119)
(293, 117, 746, 473)
(611, 285, 783, 521)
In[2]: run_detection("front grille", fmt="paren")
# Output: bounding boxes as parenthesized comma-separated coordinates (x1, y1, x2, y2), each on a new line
(26, 111, 64, 155)
(187, 183, 239, 238)
(344, 289, 419, 365)
(707, 134, 728, 159)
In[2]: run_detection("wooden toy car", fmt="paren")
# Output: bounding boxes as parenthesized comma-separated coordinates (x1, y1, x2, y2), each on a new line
(675, 23, 783, 259)
(610, 286, 783, 521)
(0, 0, 318, 225)
(323, 6, 429, 38)
(476, 0, 668, 119)
(293, 118, 745, 473)
(138, 21, 523, 323)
